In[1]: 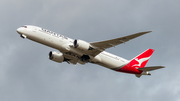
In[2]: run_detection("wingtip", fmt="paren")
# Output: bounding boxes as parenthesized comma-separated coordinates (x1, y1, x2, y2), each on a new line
(160, 66, 165, 68)
(147, 31, 152, 33)
(144, 31, 152, 33)
(138, 31, 152, 35)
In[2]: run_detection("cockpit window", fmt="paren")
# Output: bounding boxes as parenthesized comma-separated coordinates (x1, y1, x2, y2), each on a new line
(22, 26, 27, 28)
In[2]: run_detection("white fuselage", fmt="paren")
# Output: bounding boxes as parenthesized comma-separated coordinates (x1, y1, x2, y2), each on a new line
(17, 25, 129, 70)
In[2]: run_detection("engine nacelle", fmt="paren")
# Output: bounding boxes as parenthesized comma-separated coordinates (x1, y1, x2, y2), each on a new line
(74, 39, 92, 51)
(49, 51, 64, 63)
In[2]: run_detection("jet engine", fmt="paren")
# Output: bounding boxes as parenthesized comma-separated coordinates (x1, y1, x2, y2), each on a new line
(49, 51, 64, 63)
(73, 39, 93, 51)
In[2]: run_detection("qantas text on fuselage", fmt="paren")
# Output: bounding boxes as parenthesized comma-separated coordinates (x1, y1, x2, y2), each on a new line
(17, 25, 164, 78)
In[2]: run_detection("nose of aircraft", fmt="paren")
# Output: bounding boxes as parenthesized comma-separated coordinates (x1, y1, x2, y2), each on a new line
(17, 27, 22, 34)
(17, 27, 27, 38)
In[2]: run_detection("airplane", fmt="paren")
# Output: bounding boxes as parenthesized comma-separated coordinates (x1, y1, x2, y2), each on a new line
(17, 25, 164, 78)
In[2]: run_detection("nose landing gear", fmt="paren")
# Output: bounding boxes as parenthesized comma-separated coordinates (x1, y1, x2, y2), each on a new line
(20, 34, 27, 39)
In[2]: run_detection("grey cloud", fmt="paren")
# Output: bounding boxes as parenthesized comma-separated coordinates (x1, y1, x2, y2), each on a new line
(0, 0, 179, 101)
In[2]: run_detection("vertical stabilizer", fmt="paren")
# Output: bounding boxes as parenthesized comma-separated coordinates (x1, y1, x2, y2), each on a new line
(117, 49, 154, 74)
(129, 49, 154, 68)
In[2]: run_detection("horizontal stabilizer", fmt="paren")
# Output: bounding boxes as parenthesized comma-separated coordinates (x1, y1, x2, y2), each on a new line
(138, 66, 165, 71)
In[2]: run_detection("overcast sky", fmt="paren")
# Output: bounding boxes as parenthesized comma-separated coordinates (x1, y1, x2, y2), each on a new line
(0, 0, 180, 101)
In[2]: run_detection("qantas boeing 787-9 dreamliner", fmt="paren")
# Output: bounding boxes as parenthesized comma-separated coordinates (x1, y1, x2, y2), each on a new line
(17, 25, 164, 78)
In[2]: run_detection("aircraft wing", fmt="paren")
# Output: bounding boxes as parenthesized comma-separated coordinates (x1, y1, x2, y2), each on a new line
(89, 31, 152, 56)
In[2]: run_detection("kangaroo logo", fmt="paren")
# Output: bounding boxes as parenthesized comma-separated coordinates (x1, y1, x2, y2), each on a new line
(132, 57, 150, 67)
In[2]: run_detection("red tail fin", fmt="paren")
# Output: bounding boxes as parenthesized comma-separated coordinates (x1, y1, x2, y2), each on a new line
(129, 49, 154, 68)
(117, 49, 154, 74)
